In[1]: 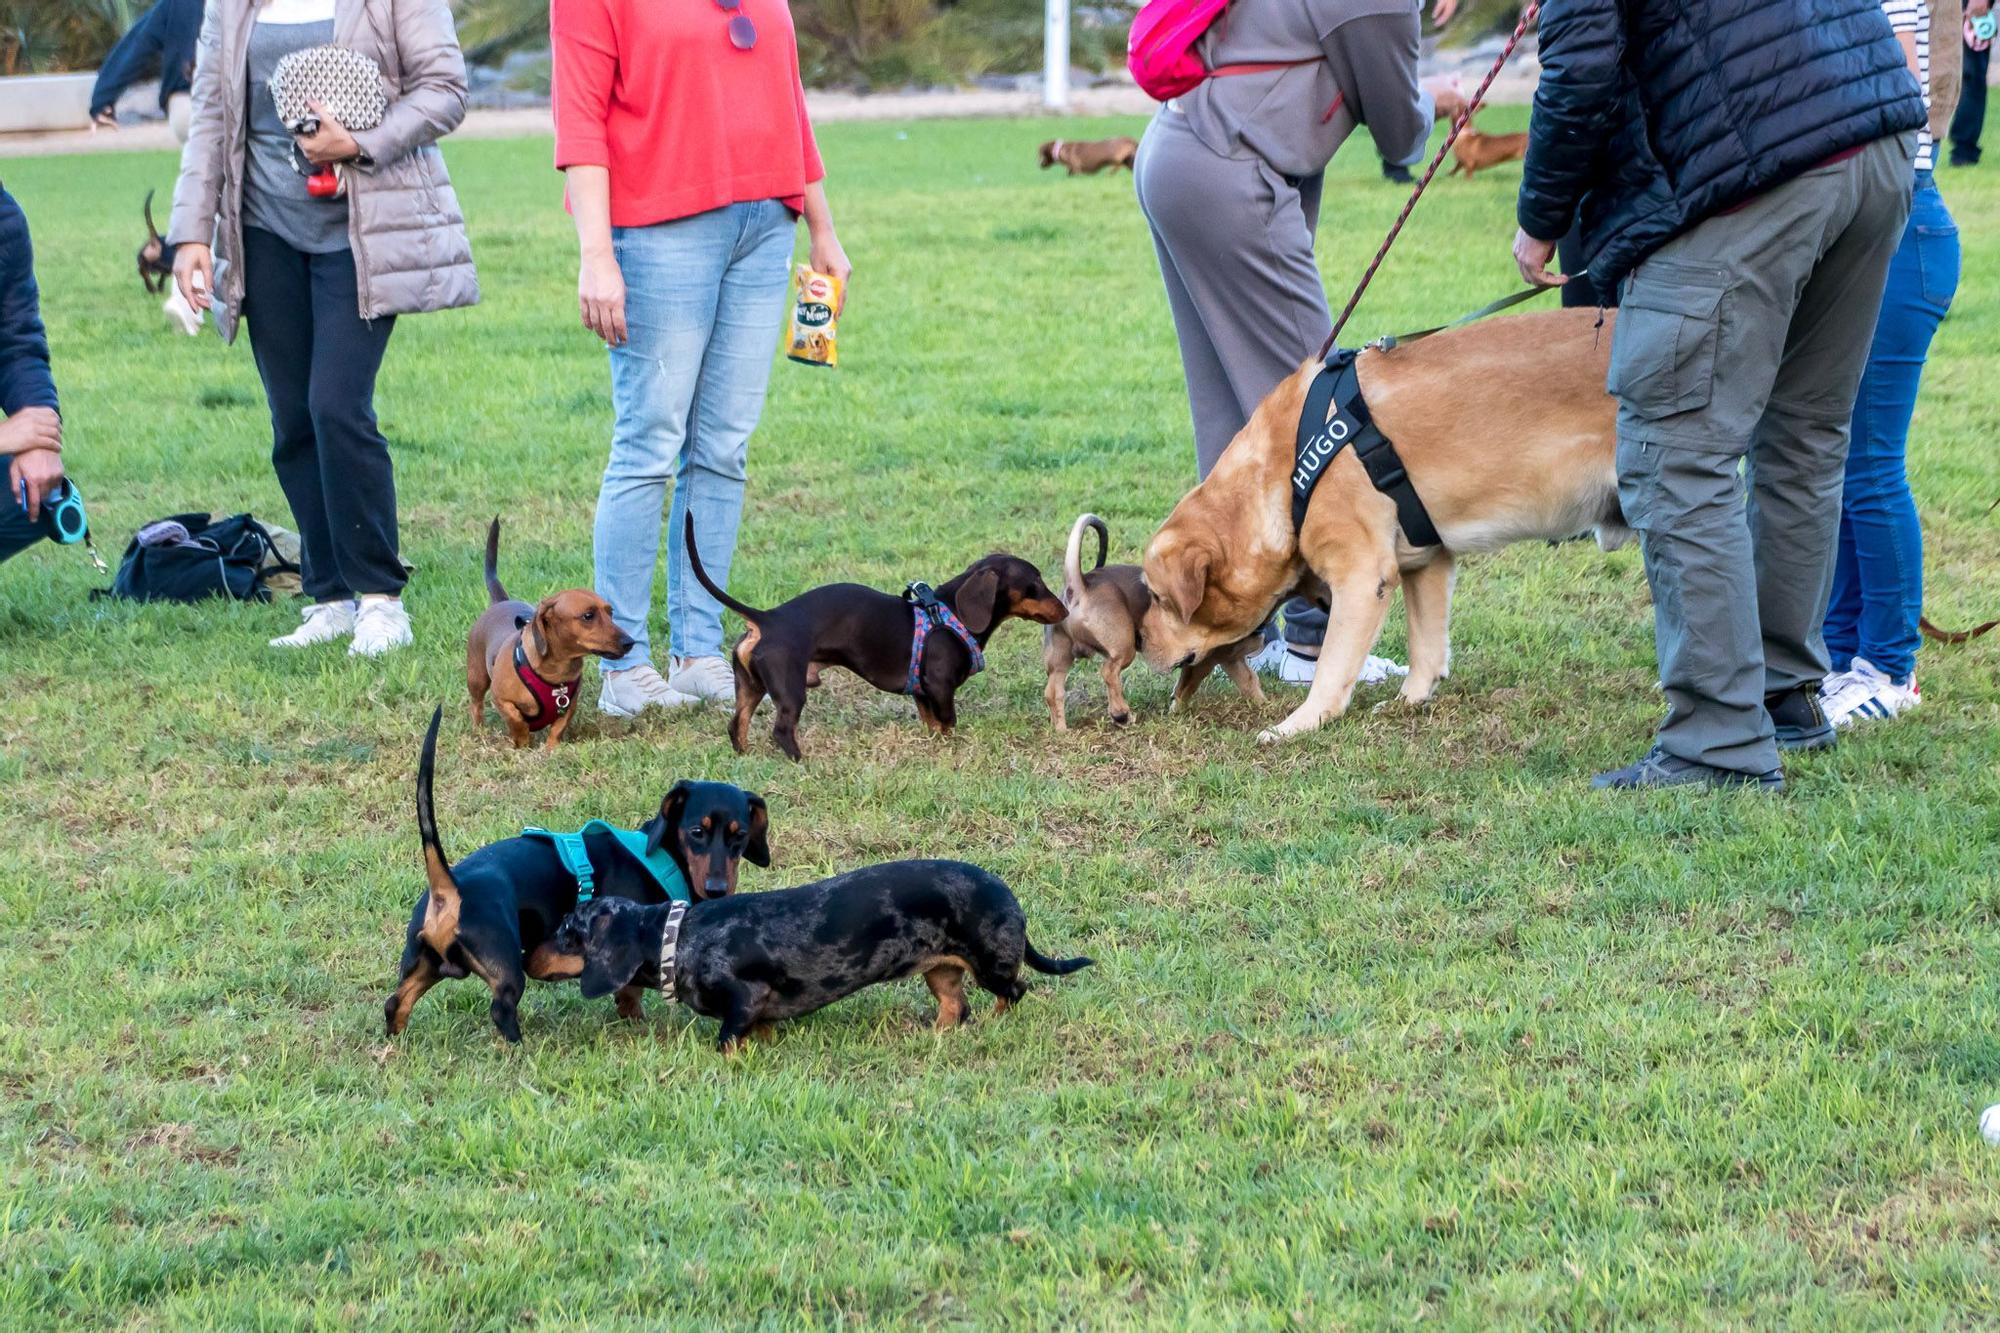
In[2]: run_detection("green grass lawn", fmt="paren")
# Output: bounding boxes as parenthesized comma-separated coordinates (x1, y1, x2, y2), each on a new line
(4, 108, 2000, 1326)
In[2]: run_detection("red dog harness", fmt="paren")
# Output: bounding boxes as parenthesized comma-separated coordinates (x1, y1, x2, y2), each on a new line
(514, 639, 578, 731)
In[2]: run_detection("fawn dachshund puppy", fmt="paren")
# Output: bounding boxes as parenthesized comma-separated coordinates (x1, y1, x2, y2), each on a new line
(540, 859, 1093, 1052)
(467, 517, 633, 749)
(1038, 136, 1139, 174)
(1139, 306, 1626, 745)
(386, 709, 771, 1042)
(1448, 128, 1529, 179)
(1043, 513, 1263, 730)
(685, 515, 1067, 761)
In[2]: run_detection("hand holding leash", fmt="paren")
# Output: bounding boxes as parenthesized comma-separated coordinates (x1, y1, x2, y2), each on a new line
(1512, 228, 1566, 288)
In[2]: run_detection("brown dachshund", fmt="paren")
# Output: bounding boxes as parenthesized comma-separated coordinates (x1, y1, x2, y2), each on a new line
(1043, 514, 1263, 730)
(1038, 137, 1139, 175)
(1448, 129, 1529, 179)
(685, 515, 1067, 761)
(466, 518, 633, 750)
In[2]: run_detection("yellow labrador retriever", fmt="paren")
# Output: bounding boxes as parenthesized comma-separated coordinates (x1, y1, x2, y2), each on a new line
(1140, 306, 1627, 743)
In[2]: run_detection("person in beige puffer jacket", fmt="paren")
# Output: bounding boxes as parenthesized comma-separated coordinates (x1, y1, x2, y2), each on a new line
(170, 0, 477, 658)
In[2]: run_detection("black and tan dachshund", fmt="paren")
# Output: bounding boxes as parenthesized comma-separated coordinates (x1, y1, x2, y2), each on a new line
(385, 709, 770, 1042)
(541, 859, 1093, 1052)
(136, 189, 177, 294)
(685, 514, 1068, 761)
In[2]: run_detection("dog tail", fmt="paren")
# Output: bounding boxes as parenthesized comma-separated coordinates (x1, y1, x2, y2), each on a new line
(143, 188, 162, 243)
(1024, 937, 1093, 976)
(483, 516, 507, 604)
(1063, 513, 1108, 602)
(683, 511, 765, 623)
(416, 707, 463, 956)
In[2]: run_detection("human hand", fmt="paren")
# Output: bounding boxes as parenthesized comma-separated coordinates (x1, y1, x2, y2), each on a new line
(1425, 75, 1468, 124)
(808, 228, 852, 313)
(1512, 227, 1568, 287)
(1971, 0, 1991, 19)
(579, 248, 628, 346)
(9, 444, 66, 525)
(174, 242, 214, 312)
(1431, 0, 1460, 25)
(91, 108, 118, 130)
(0, 406, 61, 458)
(299, 101, 361, 165)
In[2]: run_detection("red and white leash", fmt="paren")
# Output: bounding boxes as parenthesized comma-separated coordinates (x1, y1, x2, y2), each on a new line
(1320, 1, 1543, 359)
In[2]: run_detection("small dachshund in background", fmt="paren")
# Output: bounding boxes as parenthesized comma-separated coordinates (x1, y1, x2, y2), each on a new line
(686, 515, 1067, 761)
(136, 189, 177, 294)
(1043, 514, 1263, 730)
(1448, 128, 1529, 179)
(467, 517, 633, 749)
(1038, 137, 1139, 175)
(386, 709, 771, 1042)
(542, 859, 1092, 1052)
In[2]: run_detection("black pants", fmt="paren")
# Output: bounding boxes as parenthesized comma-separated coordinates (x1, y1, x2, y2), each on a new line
(0, 491, 46, 567)
(1951, 41, 1989, 166)
(241, 226, 402, 603)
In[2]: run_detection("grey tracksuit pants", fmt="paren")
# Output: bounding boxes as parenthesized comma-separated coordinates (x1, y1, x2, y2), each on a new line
(1610, 134, 1914, 775)
(1136, 109, 1329, 649)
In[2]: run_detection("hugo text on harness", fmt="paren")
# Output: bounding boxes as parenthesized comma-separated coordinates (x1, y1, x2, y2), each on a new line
(1292, 347, 1441, 549)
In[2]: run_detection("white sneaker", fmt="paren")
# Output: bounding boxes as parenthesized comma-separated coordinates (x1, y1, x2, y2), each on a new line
(269, 599, 356, 648)
(348, 596, 413, 658)
(598, 664, 698, 717)
(1250, 641, 1409, 686)
(1820, 657, 1919, 730)
(668, 654, 736, 703)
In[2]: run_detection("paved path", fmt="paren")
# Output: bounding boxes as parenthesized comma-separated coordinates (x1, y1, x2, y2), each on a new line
(0, 77, 1538, 159)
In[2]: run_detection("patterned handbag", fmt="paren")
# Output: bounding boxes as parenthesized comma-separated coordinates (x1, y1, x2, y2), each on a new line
(269, 44, 387, 199)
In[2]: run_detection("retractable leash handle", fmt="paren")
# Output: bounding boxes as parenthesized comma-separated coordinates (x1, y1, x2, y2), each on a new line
(1321, 0, 1543, 359)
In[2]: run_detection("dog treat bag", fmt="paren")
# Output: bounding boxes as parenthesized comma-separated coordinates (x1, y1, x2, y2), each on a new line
(787, 265, 841, 368)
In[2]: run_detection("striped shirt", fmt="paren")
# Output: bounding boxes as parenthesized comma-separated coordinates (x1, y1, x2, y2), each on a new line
(1883, 0, 1933, 170)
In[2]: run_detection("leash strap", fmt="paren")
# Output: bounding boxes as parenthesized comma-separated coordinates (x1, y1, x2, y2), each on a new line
(659, 899, 688, 1001)
(1321, 1, 1542, 355)
(1293, 349, 1441, 549)
(1370, 284, 1557, 351)
(903, 582, 985, 696)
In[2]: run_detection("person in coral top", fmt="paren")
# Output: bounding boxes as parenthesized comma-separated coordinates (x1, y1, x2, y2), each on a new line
(552, 0, 851, 717)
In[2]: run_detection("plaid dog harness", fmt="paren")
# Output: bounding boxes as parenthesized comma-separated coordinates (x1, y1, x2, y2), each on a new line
(903, 581, 984, 695)
(514, 640, 579, 732)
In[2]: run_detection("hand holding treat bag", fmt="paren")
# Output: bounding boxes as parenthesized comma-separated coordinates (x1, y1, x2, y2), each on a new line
(788, 265, 842, 368)
(270, 45, 387, 199)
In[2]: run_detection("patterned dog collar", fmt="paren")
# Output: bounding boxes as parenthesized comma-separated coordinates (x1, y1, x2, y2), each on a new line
(658, 900, 689, 1001)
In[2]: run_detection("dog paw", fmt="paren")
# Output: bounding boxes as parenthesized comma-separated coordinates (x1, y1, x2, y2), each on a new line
(1256, 727, 1285, 746)
(1110, 711, 1133, 727)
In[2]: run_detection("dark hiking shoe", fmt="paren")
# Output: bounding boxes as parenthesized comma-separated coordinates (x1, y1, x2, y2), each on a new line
(1381, 162, 1415, 185)
(1766, 684, 1836, 752)
(1592, 745, 1785, 792)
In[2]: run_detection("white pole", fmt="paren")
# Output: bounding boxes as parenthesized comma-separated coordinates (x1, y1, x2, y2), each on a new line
(1043, 0, 1070, 110)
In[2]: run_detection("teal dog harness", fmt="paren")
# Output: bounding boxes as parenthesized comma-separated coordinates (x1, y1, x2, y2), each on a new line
(520, 821, 690, 903)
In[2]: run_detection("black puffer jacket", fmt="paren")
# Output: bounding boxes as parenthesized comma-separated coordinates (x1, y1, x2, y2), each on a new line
(1518, 0, 1924, 293)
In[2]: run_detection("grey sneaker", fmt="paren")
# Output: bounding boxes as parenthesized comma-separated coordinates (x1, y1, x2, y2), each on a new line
(1592, 745, 1785, 792)
(668, 654, 736, 703)
(598, 664, 697, 718)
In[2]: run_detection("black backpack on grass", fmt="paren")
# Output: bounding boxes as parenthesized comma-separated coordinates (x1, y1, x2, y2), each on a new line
(97, 512, 298, 603)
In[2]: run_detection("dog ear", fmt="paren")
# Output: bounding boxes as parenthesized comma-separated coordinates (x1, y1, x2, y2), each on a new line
(530, 599, 555, 656)
(649, 781, 694, 856)
(744, 794, 770, 868)
(954, 567, 1001, 635)
(1154, 541, 1211, 622)
(578, 907, 645, 1000)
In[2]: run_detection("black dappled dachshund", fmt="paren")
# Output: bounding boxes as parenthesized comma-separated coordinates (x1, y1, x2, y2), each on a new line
(543, 859, 1093, 1052)
(385, 709, 770, 1042)
(685, 514, 1067, 761)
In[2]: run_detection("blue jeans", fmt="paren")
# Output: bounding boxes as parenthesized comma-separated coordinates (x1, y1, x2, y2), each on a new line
(593, 200, 794, 670)
(1824, 173, 1958, 683)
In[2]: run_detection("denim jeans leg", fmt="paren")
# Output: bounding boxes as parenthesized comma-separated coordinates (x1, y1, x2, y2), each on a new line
(666, 200, 794, 660)
(592, 211, 733, 674)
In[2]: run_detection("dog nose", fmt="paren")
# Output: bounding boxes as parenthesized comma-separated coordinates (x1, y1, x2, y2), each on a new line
(616, 634, 636, 652)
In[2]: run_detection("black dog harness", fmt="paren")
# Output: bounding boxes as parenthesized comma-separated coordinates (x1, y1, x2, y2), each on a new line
(1292, 348, 1440, 549)
(903, 581, 983, 695)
